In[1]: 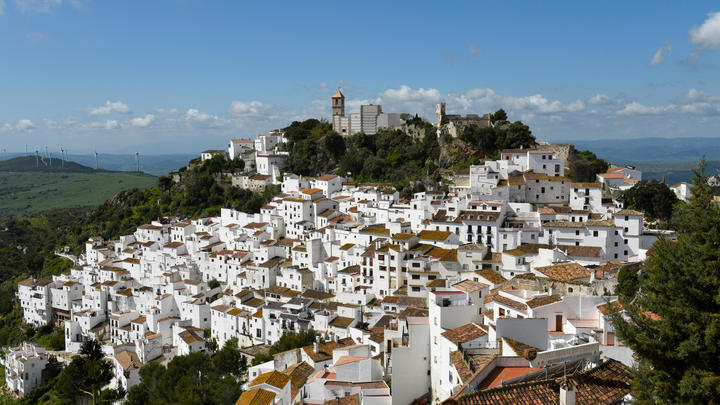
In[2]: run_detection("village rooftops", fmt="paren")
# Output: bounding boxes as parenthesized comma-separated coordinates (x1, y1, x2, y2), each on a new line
(441, 322, 488, 344)
(235, 388, 275, 405)
(534, 263, 591, 282)
(445, 358, 632, 405)
(248, 370, 291, 389)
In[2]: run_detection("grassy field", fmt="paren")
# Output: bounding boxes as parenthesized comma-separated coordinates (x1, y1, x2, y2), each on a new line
(0, 171, 156, 217)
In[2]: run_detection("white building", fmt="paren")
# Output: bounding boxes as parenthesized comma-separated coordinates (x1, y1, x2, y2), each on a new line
(4, 343, 49, 397)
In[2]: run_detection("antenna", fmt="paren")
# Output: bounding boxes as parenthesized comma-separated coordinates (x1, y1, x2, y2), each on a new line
(94, 151, 98, 170)
(135, 152, 139, 173)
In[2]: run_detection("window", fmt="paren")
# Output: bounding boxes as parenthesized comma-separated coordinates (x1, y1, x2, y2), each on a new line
(624, 239, 628, 245)
(593, 231, 598, 237)
(575, 230, 580, 236)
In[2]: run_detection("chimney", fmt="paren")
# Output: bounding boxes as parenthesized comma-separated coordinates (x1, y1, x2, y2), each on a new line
(559, 377, 575, 405)
(314, 341, 318, 353)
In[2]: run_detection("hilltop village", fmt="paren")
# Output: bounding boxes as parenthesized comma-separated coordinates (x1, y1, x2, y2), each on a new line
(6, 94, 671, 405)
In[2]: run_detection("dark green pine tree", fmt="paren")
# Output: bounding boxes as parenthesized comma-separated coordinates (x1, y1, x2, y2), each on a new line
(611, 159, 720, 404)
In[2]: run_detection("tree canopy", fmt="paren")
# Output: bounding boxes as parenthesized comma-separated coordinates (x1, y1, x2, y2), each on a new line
(459, 120, 535, 159)
(252, 328, 318, 365)
(567, 149, 610, 182)
(611, 160, 720, 404)
(621, 179, 679, 221)
(126, 338, 247, 405)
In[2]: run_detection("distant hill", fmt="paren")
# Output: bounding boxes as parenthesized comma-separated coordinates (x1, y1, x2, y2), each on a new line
(569, 137, 720, 165)
(0, 156, 157, 217)
(0, 156, 101, 173)
(0, 153, 196, 176)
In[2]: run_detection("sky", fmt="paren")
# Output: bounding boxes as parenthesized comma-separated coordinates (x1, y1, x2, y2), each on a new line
(1, 1, 720, 154)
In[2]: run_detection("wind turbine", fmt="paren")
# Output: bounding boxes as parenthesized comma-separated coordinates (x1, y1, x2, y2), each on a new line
(94, 151, 99, 170)
(60, 148, 64, 168)
(135, 152, 140, 173)
(35, 150, 39, 168)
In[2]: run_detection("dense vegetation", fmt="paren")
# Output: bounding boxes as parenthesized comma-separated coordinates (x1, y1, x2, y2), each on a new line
(458, 116, 535, 160)
(611, 160, 720, 404)
(621, 179, 679, 222)
(251, 328, 318, 365)
(281, 119, 347, 176)
(567, 149, 610, 182)
(126, 338, 248, 405)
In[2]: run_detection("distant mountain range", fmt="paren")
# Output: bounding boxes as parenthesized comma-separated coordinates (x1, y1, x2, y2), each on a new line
(0, 153, 195, 176)
(564, 137, 720, 185)
(568, 137, 720, 165)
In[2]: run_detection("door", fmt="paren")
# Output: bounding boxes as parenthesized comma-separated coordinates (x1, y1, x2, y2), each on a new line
(555, 315, 563, 332)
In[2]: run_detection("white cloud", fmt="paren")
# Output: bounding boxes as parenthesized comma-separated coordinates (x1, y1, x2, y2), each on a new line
(617, 101, 675, 115)
(468, 44, 482, 55)
(504, 94, 585, 114)
(682, 88, 720, 102)
(26, 31, 47, 42)
(185, 108, 219, 123)
(154, 107, 180, 115)
(690, 12, 720, 50)
(1, 119, 36, 132)
(228, 100, 270, 116)
(104, 120, 120, 130)
(380, 85, 443, 104)
(129, 114, 155, 128)
(90, 100, 132, 115)
(13, 0, 61, 13)
(587, 93, 611, 105)
(374, 85, 586, 118)
(648, 42, 672, 66)
(0, 1, 6, 16)
(679, 102, 716, 114)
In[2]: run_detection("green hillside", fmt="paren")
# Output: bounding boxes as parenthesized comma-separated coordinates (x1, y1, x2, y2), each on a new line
(0, 156, 102, 173)
(0, 171, 156, 217)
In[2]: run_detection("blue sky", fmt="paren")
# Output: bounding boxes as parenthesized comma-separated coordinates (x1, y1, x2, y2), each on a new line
(1, 1, 720, 153)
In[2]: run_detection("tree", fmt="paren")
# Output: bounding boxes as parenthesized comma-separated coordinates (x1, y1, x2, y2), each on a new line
(126, 349, 246, 405)
(611, 160, 720, 404)
(567, 149, 609, 182)
(622, 179, 678, 221)
(252, 329, 318, 365)
(54, 339, 118, 405)
(491, 108, 507, 123)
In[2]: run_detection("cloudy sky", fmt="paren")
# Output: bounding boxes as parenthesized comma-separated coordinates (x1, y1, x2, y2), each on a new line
(1, 1, 720, 153)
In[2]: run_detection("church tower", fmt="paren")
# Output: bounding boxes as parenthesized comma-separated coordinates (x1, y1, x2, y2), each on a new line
(435, 102, 446, 127)
(332, 89, 345, 117)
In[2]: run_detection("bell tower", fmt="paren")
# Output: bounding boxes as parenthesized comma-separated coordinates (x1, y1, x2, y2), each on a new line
(435, 102, 446, 127)
(332, 89, 345, 117)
